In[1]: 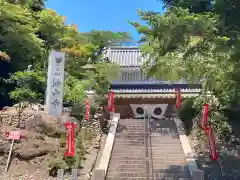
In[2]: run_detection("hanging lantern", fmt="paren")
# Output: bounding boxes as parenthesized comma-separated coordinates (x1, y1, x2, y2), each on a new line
(199, 103, 209, 130)
(84, 99, 90, 121)
(175, 88, 181, 109)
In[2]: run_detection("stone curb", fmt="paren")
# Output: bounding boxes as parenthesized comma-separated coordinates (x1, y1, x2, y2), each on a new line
(92, 113, 120, 180)
(174, 117, 204, 180)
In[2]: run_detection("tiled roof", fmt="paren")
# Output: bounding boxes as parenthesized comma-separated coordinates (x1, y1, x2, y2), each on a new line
(114, 93, 199, 98)
(111, 89, 201, 93)
(106, 46, 146, 67)
(110, 83, 202, 90)
(111, 80, 188, 85)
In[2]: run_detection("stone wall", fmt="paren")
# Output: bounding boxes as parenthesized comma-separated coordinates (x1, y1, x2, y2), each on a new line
(82, 118, 101, 137)
(0, 109, 101, 137)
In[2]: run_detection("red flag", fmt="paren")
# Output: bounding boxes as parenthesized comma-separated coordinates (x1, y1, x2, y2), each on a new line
(108, 91, 114, 111)
(199, 103, 209, 130)
(84, 100, 90, 121)
(175, 88, 181, 109)
(64, 122, 76, 157)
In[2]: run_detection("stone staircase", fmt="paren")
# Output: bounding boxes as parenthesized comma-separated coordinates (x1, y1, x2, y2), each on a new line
(106, 118, 192, 180)
(150, 117, 191, 180)
(106, 119, 149, 179)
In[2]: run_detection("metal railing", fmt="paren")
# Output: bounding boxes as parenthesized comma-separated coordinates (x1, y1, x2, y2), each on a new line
(144, 112, 149, 180)
(148, 115, 154, 180)
(57, 168, 78, 180)
(144, 108, 154, 180)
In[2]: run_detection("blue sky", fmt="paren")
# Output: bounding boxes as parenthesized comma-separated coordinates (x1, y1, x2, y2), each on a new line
(46, 0, 164, 42)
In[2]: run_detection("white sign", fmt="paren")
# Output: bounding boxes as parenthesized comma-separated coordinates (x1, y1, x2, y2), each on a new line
(45, 50, 65, 116)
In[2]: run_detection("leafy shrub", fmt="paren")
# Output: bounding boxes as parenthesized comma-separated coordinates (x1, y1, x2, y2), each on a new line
(48, 158, 68, 177)
(178, 98, 198, 135)
(8, 70, 45, 126)
(82, 129, 94, 140)
(59, 133, 66, 148)
(179, 94, 231, 141)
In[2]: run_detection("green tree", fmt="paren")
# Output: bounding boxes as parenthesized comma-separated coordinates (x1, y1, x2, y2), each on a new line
(0, 0, 130, 110)
(8, 70, 45, 126)
(130, 5, 236, 139)
(0, 1, 43, 71)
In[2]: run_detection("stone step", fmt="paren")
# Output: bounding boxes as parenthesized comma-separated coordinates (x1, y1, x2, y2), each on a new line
(113, 142, 182, 146)
(119, 119, 145, 122)
(118, 124, 145, 127)
(114, 140, 181, 143)
(106, 173, 191, 180)
(107, 170, 189, 178)
(151, 151, 185, 155)
(106, 118, 190, 180)
(117, 125, 145, 127)
(115, 134, 146, 137)
(108, 160, 147, 164)
(147, 157, 186, 161)
(111, 152, 185, 157)
(117, 132, 146, 134)
(112, 146, 183, 151)
(109, 163, 187, 168)
(106, 178, 191, 180)
(108, 164, 146, 169)
(117, 127, 145, 130)
(106, 172, 150, 177)
(110, 157, 146, 161)
(108, 167, 189, 178)
(111, 148, 145, 152)
(106, 176, 154, 180)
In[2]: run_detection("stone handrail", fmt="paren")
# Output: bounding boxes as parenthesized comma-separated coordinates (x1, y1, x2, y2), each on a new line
(174, 117, 204, 180)
(92, 113, 120, 180)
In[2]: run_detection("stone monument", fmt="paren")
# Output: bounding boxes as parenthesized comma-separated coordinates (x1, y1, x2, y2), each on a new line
(45, 50, 66, 116)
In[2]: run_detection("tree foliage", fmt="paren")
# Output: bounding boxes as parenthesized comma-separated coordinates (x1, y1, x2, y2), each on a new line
(131, 0, 240, 139)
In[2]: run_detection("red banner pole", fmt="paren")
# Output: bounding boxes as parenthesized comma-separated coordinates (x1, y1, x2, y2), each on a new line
(84, 100, 90, 121)
(107, 91, 112, 111)
(200, 103, 218, 160)
(64, 122, 76, 157)
(199, 103, 209, 130)
(175, 88, 181, 109)
(111, 91, 115, 112)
